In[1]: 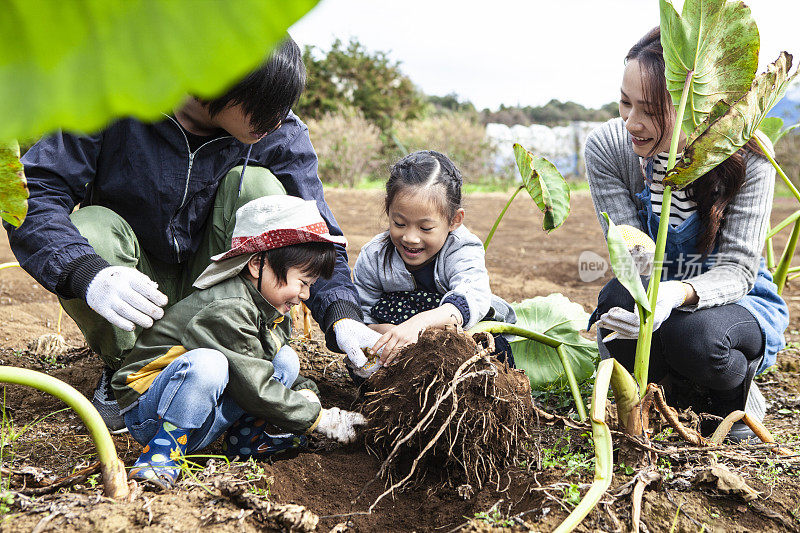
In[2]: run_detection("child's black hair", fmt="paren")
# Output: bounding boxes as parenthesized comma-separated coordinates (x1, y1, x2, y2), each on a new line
(205, 35, 306, 137)
(381, 150, 463, 271)
(256, 242, 336, 291)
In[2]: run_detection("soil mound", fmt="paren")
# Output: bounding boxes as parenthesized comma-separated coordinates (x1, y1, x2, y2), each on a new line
(361, 327, 535, 497)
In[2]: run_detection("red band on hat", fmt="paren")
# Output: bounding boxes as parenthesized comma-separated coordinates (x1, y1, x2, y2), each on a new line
(218, 222, 332, 260)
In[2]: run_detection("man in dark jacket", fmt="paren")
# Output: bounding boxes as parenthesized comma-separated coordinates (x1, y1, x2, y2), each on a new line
(4, 37, 382, 432)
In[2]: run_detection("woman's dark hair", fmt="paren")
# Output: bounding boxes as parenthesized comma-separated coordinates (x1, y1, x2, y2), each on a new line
(205, 35, 306, 136)
(627, 27, 759, 255)
(380, 150, 463, 270)
(255, 242, 336, 291)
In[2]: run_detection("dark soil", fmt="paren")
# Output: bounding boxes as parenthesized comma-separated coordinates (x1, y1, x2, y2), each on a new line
(1, 190, 800, 532)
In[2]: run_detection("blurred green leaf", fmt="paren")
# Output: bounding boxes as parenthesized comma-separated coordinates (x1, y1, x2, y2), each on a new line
(759, 116, 800, 146)
(513, 143, 570, 232)
(508, 294, 597, 390)
(0, 141, 27, 227)
(602, 213, 651, 312)
(0, 0, 319, 141)
(666, 53, 799, 188)
(759, 117, 785, 145)
(660, 0, 759, 137)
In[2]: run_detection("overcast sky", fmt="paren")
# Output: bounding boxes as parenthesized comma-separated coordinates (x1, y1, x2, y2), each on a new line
(290, 0, 800, 110)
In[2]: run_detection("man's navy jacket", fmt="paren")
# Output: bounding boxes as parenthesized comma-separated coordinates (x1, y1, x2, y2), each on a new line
(5, 111, 361, 343)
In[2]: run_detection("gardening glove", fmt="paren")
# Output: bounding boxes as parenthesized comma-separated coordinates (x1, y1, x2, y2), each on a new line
(297, 389, 367, 443)
(315, 407, 367, 443)
(596, 280, 687, 340)
(332, 318, 383, 378)
(86, 266, 168, 331)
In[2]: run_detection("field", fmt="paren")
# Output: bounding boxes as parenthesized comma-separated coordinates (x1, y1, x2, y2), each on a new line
(1, 188, 800, 532)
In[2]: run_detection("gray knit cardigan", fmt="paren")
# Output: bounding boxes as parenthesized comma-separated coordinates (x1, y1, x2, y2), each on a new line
(585, 118, 776, 310)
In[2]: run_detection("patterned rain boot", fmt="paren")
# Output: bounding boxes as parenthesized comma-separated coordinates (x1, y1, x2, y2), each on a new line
(129, 420, 190, 489)
(223, 415, 307, 460)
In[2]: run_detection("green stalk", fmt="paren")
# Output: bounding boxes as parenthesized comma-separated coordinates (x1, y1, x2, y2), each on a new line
(766, 227, 776, 270)
(755, 135, 800, 203)
(766, 210, 800, 239)
(469, 321, 587, 421)
(0, 366, 129, 499)
(773, 218, 800, 294)
(553, 358, 614, 533)
(483, 185, 523, 251)
(634, 71, 693, 396)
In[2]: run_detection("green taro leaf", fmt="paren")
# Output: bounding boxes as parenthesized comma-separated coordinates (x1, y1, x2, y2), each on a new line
(602, 213, 651, 312)
(759, 117, 785, 145)
(513, 143, 570, 232)
(759, 116, 800, 146)
(508, 294, 598, 390)
(0, 141, 27, 227)
(660, 0, 759, 137)
(666, 53, 799, 188)
(0, 0, 319, 141)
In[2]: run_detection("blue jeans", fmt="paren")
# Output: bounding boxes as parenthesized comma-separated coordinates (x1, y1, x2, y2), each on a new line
(124, 346, 300, 452)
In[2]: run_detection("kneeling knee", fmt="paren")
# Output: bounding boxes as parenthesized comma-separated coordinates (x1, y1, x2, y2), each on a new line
(181, 348, 229, 391)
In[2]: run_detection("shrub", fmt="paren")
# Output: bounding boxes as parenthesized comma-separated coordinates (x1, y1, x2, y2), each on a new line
(393, 113, 497, 183)
(306, 108, 384, 187)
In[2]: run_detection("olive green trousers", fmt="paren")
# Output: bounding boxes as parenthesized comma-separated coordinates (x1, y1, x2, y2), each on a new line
(61, 167, 286, 368)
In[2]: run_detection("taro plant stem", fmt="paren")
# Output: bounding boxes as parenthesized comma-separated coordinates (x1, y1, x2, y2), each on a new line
(754, 134, 800, 293)
(483, 185, 523, 251)
(0, 366, 129, 499)
(634, 70, 693, 396)
(553, 358, 614, 533)
(469, 321, 587, 421)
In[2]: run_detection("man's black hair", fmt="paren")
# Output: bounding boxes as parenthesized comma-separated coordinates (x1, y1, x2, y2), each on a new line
(205, 35, 306, 136)
(260, 242, 337, 287)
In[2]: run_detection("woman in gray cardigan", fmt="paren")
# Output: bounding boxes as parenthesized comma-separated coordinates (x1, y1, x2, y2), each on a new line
(586, 28, 788, 441)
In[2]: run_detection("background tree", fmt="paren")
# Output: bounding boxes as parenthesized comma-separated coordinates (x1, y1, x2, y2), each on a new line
(296, 38, 426, 133)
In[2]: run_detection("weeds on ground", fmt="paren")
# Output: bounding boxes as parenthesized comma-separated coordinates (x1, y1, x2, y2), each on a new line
(561, 483, 582, 507)
(540, 434, 594, 476)
(532, 378, 593, 417)
(472, 506, 514, 528)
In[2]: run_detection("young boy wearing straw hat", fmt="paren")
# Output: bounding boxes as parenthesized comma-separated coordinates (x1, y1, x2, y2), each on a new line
(112, 195, 367, 488)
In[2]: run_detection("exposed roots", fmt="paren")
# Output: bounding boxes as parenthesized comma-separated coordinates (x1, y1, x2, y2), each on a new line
(360, 327, 534, 510)
(29, 333, 73, 358)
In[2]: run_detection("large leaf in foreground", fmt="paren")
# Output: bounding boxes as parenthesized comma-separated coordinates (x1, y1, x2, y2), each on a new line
(660, 0, 759, 137)
(508, 294, 597, 390)
(602, 213, 651, 312)
(0, 0, 318, 141)
(513, 144, 570, 232)
(666, 53, 799, 188)
(0, 141, 27, 227)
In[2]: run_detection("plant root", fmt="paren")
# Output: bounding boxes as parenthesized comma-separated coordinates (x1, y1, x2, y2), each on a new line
(29, 333, 73, 358)
(710, 410, 793, 455)
(360, 327, 534, 511)
(215, 480, 319, 532)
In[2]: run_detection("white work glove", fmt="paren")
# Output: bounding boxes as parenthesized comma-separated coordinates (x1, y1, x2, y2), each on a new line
(297, 389, 367, 443)
(333, 318, 382, 378)
(315, 407, 367, 443)
(596, 280, 687, 339)
(85, 266, 168, 331)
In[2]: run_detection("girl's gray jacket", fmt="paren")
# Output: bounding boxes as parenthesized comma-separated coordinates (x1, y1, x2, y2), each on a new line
(353, 225, 516, 329)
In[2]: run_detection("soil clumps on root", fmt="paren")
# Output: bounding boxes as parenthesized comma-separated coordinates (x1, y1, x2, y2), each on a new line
(361, 327, 535, 506)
